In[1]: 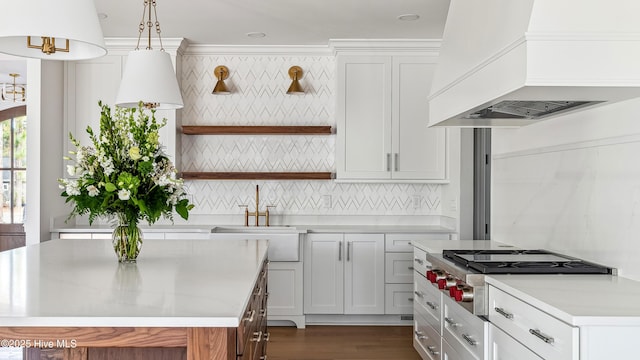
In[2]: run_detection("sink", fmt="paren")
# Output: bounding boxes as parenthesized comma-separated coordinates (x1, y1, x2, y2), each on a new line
(210, 226, 304, 261)
(211, 225, 304, 234)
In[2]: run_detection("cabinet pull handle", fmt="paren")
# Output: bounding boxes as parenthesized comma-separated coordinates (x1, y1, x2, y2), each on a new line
(529, 329, 554, 344)
(263, 332, 270, 342)
(338, 241, 342, 261)
(408, 298, 414, 302)
(413, 290, 424, 298)
(386, 153, 391, 171)
(444, 317, 458, 327)
(414, 258, 424, 265)
(427, 346, 440, 356)
(251, 331, 263, 342)
(260, 356, 267, 360)
(414, 330, 427, 340)
(394, 153, 399, 171)
(494, 307, 514, 319)
(347, 241, 351, 261)
(462, 334, 477, 346)
(425, 301, 437, 310)
(244, 309, 256, 323)
(408, 266, 415, 270)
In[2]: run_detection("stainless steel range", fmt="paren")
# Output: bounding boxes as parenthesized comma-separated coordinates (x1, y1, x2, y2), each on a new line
(425, 249, 615, 316)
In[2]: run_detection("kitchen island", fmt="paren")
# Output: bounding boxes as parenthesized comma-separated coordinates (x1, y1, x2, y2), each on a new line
(0, 238, 269, 360)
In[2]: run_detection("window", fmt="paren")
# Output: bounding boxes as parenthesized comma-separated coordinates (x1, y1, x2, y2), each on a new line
(0, 106, 26, 224)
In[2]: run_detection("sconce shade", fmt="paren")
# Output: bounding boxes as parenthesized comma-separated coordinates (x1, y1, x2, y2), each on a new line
(0, 0, 106, 60)
(115, 50, 184, 110)
(212, 65, 230, 94)
(287, 66, 304, 94)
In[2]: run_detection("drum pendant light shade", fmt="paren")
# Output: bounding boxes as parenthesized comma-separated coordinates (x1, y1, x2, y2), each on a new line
(115, 50, 184, 110)
(0, 0, 107, 60)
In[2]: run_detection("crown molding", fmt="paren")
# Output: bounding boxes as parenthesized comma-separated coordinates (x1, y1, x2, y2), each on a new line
(183, 44, 332, 56)
(104, 37, 187, 55)
(329, 39, 441, 55)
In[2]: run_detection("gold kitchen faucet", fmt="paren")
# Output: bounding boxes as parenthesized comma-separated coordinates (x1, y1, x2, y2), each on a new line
(239, 185, 274, 226)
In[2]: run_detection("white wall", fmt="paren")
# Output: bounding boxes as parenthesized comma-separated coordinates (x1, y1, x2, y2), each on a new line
(492, 97, 640, 280)
(26, 60, 67, 244)
(179, 48, 460, 225)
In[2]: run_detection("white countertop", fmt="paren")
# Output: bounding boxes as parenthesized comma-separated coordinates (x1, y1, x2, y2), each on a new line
(411, 239, 518, 254)
(51, 224, 455, 234)
(0, 238, 268, 328)
(486, 275, 640, 327)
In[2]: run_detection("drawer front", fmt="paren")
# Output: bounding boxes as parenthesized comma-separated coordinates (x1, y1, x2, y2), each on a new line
(385, 283, 413, 314)
(441, 338, 477, 360)
(385, 252, 414, 283)
(238, 261, 269, 357)
(414, 272, 442, 333)
(443, 295, 487, 360)
(387, 233, 449, 252)
(488, 285, 578, 360)
(414, 313, 442, 360)
(413, 247, 429, 278)
(490, 323, 543, 360)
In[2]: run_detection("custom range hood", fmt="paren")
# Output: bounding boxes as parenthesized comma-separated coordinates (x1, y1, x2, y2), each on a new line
(428, 0, 640, 127)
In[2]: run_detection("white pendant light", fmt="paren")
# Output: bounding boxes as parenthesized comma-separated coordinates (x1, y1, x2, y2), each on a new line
(115, 0, 183, 110)
(0, 0, 107, 60)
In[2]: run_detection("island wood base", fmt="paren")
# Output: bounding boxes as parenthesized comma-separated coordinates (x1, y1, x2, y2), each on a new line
(0, 327, 237, 360)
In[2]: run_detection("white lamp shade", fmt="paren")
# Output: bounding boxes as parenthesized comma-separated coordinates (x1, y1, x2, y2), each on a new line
(0, 0, 106, 60)
(115, 50, 184, 110)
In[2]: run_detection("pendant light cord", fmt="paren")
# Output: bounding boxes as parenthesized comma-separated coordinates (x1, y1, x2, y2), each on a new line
(135, 0, 165, 51)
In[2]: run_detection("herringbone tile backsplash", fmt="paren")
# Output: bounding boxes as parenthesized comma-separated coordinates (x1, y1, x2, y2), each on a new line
(181, 53, 441, 216)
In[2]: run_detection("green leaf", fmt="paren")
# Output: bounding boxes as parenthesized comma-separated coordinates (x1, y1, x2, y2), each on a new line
(105, 183, 117, 192)
(176, 201, 189, 220)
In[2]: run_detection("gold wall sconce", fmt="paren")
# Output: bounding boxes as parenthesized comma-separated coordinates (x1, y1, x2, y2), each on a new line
(1, 73, 26, 103)
(212, 65, 230, 94)
(286, 66, 304, 94)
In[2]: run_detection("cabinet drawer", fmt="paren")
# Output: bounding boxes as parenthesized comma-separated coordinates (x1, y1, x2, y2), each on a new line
(490, 323, 543, 360)
(441, 337, 477, 360)
(414, 272, 442, 334)
(385, 284, 413, 314)
(414, 313, 442, 360)
(385, 252, 414, 283)
(413, 247, 429, 278)
(488, 285, 578, 360)
(443, 295, 488, 360)
(386, 233, 449, 252)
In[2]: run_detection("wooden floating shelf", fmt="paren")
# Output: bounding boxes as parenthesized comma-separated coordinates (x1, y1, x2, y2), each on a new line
(181, 172, 334, 180)
(181, 125, 333, 135)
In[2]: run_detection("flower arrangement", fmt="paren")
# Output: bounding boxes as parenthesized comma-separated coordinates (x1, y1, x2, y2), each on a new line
(59, 101, 194, 261)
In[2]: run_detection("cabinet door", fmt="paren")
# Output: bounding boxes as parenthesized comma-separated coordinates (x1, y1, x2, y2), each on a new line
(344, 233, 385, 314)
(267, 261, 303, 316)
(336, 55, 392, 179)
(490, 324, 542, 360)
(304, 233, 344, 314)
(392, 57, 446, 180)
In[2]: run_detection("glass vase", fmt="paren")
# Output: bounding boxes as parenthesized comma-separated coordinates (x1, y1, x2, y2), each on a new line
(112, 213, 143, 263)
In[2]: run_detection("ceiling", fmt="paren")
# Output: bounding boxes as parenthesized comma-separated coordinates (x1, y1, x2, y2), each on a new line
(94, 0, 450, 46)
(0, 1, 450, 111)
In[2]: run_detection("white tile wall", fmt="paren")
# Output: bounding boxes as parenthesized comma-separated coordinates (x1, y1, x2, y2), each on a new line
(180, 53, 442, 217)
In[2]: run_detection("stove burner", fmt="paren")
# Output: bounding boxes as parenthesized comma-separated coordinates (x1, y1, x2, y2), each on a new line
(443, 249, 613, 275)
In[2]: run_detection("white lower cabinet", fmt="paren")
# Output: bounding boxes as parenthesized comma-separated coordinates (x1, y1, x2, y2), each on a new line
(443, 295, 489, 360)
(489, 324, 542, 360)
(304, 233, 385, 314)
(414, 313, 442, 360)
(488, 285, 578, 360)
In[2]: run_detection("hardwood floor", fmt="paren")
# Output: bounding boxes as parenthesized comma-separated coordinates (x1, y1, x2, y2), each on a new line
(267, 326, 421, 360)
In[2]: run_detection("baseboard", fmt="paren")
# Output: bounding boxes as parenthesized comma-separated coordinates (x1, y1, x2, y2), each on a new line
(304, 314, 413, 326)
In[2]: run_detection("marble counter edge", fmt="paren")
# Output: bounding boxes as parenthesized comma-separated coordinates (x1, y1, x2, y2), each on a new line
(485, 275, 640, 327)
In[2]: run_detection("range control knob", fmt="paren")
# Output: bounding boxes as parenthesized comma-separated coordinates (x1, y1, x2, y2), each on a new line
(428, 269, 446, 284)
(437, 276, 457, 290)
(455, 286, 474, 302)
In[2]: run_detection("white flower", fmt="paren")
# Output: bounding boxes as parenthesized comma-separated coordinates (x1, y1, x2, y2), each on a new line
(66, 165, 76, 176)
(87, 185, 100, 197)
(66, 180, 81, 196)
(129, 146, 142, 161)
(118, 189, 131, 201)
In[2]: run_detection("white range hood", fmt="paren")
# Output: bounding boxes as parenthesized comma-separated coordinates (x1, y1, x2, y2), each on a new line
(428, 0, 640, 127)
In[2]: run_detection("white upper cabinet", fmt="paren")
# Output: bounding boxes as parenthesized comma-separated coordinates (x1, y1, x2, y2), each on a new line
(336, 54, 447, 182)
